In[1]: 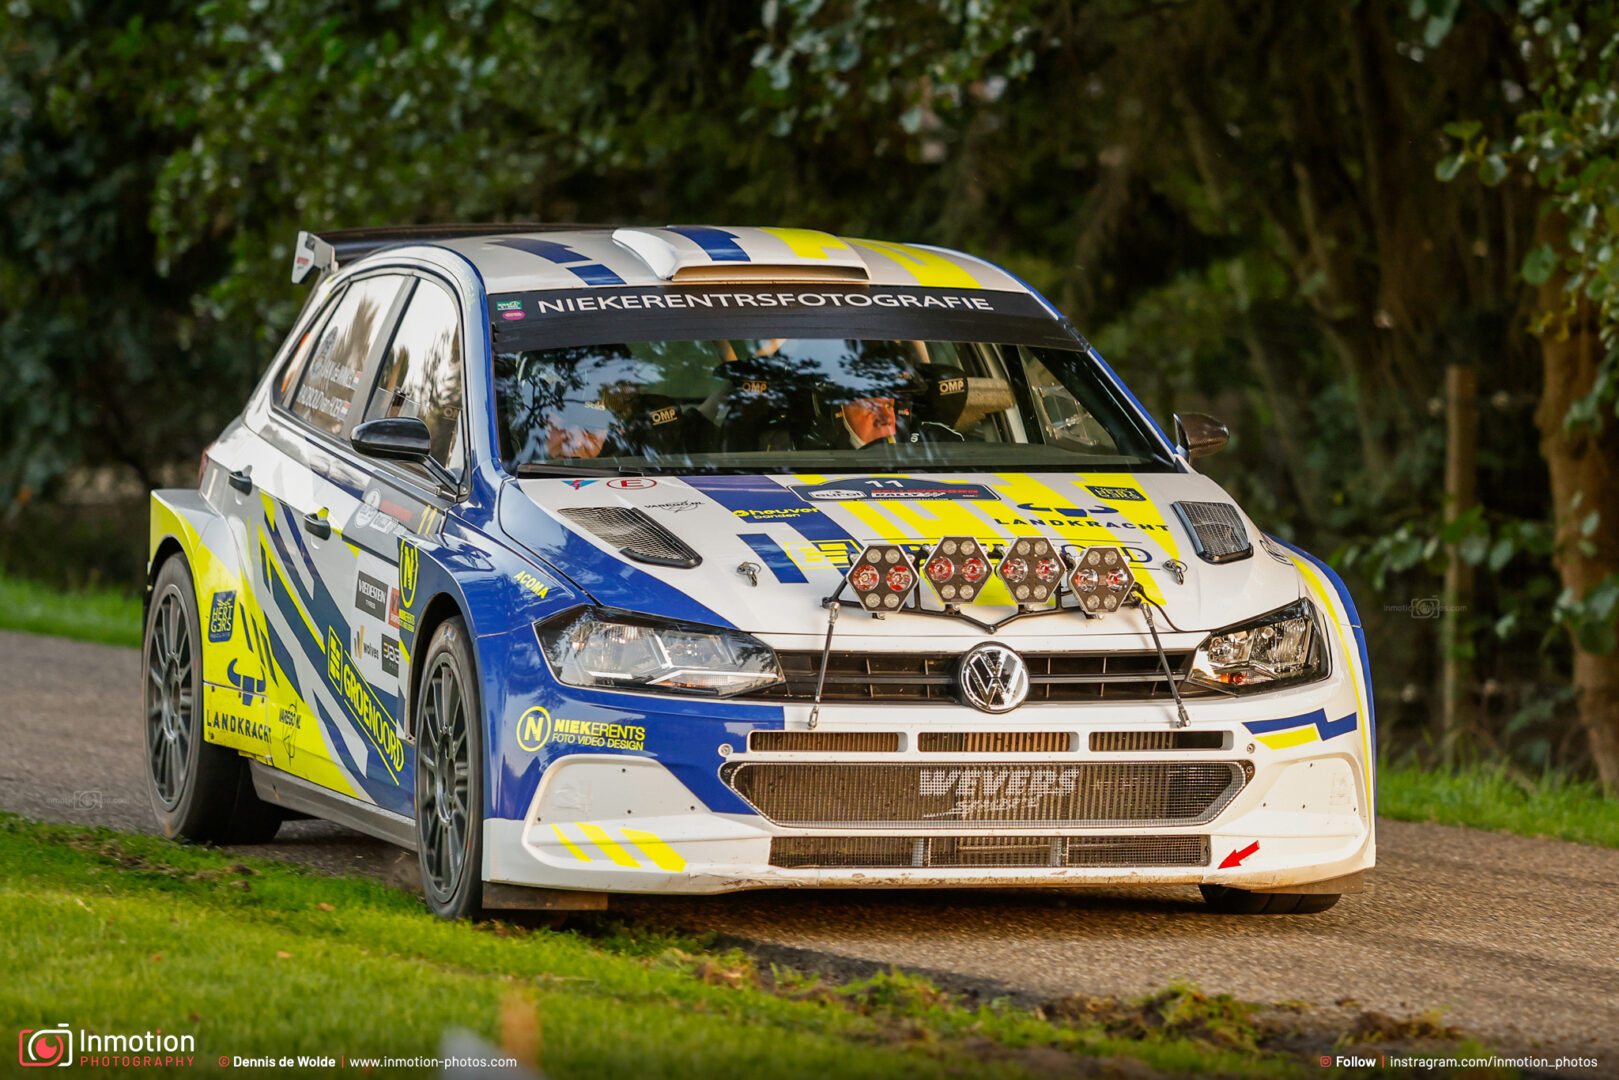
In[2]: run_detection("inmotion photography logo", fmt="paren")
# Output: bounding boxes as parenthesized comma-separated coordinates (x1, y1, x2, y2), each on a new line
(18, 1024, 71, 1067)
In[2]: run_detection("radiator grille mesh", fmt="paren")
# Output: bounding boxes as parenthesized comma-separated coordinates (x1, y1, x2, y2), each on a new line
(558, 506, 701, 568)
(725, 761, 1243, 828)
(1089, 730, 1227, 752)
(769, 834, 1211, 869)
(917, 731, 1073, 753)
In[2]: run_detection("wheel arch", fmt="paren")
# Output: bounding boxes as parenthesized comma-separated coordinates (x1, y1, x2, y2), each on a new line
(406, 590, 471, 742)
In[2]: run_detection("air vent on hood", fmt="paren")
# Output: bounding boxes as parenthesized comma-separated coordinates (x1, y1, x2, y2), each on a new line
(1171, 501, 1253, 564)
(558, 507, 702, 569)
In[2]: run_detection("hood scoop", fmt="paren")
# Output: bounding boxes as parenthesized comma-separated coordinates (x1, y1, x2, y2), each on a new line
(1171, 501, 1253, 563)
(558, 506, 702, 569)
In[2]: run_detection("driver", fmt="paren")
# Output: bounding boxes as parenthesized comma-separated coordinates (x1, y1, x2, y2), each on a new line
(838, 396, 899, 448)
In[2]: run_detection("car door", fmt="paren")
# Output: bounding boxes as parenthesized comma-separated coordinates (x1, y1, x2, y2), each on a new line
(255, 272, 416, 811)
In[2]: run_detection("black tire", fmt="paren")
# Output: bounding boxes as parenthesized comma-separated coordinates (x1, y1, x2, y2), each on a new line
(143, 554, 283, 845)
(415, 617, 485, 920)
(1200, 884, 1341, 914)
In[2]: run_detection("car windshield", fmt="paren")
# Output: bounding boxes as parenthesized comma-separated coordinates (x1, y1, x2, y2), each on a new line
(493, 339, 1171, 474)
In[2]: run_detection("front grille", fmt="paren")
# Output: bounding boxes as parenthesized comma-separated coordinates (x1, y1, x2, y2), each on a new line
(750, 650, 1217, 705)
(770, 834, 1211, 869)
(724, 761, 1243, 828)
(1090, 730, 1227, 752)
(557, 506, 701, 568)
(917, 731, 1073, 753)
(748, 731, 901, 753)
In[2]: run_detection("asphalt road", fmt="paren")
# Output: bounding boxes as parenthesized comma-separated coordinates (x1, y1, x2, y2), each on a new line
(3, 629, 1616, 1062)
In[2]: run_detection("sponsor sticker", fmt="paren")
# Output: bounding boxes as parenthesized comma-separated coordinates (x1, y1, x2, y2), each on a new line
(495, 298, 526, 321)
(207, 592, 235, 643)
(381, 636, 400, 678)
(1085, 484, 1145, 502)
(607, 477, 657, 490)
(647, 500, 704, 514)
(514, 571, 549, 599)
(791, 477, 999, 503)
(324, 627, 405, 779)
(354, 571, 389, 620)
(398, 541, 419, 608)
(516, 706, 645, 752)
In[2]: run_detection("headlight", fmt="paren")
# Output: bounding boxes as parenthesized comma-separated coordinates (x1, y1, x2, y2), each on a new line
(1188, 599, 1327, 693)
(536, 607, 782, 697)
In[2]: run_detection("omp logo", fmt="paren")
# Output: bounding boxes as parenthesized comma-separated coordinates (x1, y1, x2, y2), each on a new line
(18, 1024, 70, 1067)
(1085, 485, 1145, 501)
(354, 571, 389, 620)
(398, 541, 419, 608)
(325, 628, 404, 779)
(649, 406, 678, 425)
(919, 767, 1083, 819)
(936, 377, 965, 394)
(207, 592, 235, 643)
(741, 379, 768, 393)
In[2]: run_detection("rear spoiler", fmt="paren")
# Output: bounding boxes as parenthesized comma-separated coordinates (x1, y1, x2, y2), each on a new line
(289, 223, 599, 284)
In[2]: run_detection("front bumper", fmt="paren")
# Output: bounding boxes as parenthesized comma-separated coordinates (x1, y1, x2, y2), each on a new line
(483, 672, 1375, 895)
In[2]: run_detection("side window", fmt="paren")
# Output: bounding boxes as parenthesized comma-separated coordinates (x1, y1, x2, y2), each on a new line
(363, 280, 464, 468)
(290, 275, 408, 435)
(277, 289, 345, 405)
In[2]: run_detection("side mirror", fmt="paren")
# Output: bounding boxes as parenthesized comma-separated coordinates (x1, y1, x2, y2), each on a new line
(1174, 412, 1229, 460)
(351, 417, 458, 492)
(351, 416, 433, 462)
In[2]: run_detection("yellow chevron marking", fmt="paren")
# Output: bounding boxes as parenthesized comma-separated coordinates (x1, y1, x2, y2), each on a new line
(1256, 727, 1319, 751)
(1291, 555, 1374, 805)
(847, 238, 980, 288)
(551, 824, 591, 863)
(577, 822, 639, 868)
(760, 227, 852, 260)
(620, 828, 686, 872)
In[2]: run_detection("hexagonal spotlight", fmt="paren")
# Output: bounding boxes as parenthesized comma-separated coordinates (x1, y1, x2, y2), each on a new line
(846, 543, 918, 611)
(1069, 544, 1135, 614)
(921, 536, 992, 604)
(995, 536, 1065, 605)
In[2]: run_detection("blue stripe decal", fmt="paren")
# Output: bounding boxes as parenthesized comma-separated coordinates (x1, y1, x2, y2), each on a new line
(1243, 708, 1357, 742)
(666, 226, 750, 263)
(488, 238, 626, 286)
(681, 474, 859, 548)
(738, 532, 809, 584)
(1243, 708, 1327, 735)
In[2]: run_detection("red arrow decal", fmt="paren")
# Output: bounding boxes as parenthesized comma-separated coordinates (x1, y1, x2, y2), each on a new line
(1218, 841, 1260, 869)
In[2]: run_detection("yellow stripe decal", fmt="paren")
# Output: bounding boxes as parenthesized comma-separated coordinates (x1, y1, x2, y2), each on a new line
(848, 238, 980, 288)
(1256, 728, 1319, 750)
(987, 473, 1170, 604)
(1291, 556, 1375, 805)
(576, 822, 639, 868)
(551, 824, 591, 863)
(620, 828, 686, 872)
(760, 227, 852, 260)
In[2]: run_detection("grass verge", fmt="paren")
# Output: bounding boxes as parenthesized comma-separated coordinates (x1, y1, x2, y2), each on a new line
(1379, 763, 1619, 850)
(0, 814, 1495, 1079)
(0, 571, 141, 647)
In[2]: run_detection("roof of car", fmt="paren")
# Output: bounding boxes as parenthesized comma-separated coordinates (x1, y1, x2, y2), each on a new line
(320, 225, 1049, 308)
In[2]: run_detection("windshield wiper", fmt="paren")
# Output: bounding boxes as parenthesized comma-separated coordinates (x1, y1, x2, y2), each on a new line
(514, 462, 647, 478)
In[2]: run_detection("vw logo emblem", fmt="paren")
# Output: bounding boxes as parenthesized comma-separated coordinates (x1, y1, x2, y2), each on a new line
(956, 643, 1030, 714)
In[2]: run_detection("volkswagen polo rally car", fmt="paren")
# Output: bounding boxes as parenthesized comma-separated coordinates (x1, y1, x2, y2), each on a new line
(144, 223, 1374, 919)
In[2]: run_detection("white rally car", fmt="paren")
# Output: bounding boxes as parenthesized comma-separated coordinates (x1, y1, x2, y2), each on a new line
(145, 224, 1374, 918)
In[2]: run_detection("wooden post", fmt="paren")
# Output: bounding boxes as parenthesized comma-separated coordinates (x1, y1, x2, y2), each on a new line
(1441, 364, 1477, 767)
